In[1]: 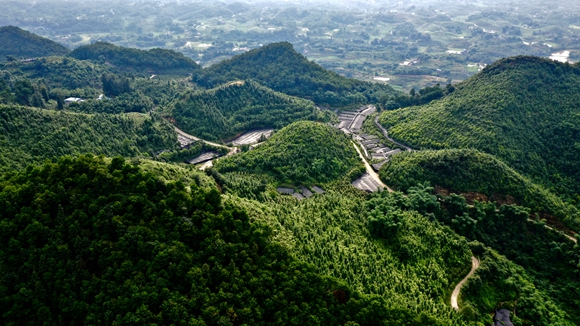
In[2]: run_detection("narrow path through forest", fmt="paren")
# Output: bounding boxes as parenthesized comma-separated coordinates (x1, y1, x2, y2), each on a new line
(451, 256, 480, 311)
(527, 219, 577, 243)
(374, 115, 414, 152)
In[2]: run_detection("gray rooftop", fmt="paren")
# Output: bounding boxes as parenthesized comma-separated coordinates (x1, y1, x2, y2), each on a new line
(293, 193, 306, 200)
(300, 187, 313, 198)
(312, 186, 325, 194)
(493, 310, 514, 326)
(277, 187, 295, 195)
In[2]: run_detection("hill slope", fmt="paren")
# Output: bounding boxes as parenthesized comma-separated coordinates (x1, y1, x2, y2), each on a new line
(197, 42, 398, 106)
(69, 41, 201, 74)
(0, 105, 178, 172)
(380, 149, 580, 230)
(0, 26, 70, 59)
(215, 121, 363, 184)
(379, 56, 580, 197)
(0, 155, 448, 325)
(168, 80, 326, 141)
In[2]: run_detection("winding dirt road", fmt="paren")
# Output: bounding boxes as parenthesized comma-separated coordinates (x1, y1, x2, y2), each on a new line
(451, 256, 480, 311)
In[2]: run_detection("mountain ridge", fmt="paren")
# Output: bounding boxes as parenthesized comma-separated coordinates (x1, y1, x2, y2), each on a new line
(0, 25, 70, 59)
(197, 42, 399, 106)
(379, 55, 580, 198)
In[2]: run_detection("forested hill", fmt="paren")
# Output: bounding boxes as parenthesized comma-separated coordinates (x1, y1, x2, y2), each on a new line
(0, 154, 446, 325)
(167, 80, 327, 141)
(0, 105, 178, 173)
(69, 42, 201, 74)
(380, 149, 580, 231)
(196, 42, 398, 106)
(216, 121, 363, 184)
(0, 26, 70, 59)
(379, 56, 580, 198)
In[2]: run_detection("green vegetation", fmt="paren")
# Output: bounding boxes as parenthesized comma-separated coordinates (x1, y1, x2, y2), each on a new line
(379, 56, 580, 199)
(0, 26, 69, 59)
(168, 81, 327, 141)
(365, 188, 574, 326)
(227, 188, 473, 325)
(380, 149, 580, 230)
(222, 174, 572, 326)
(380, 83, 455, 110)
(462, 247, 571, 326)
(4, 56, 112, 92)
(196, 42, 398, 106)
(216, 121, 363, 184)
(69, 42, 201, 74)
(0, 154, 451, 325)
(0, 105, 178, 173)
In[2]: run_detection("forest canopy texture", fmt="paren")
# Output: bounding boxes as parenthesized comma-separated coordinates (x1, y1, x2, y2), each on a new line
(168, 81, 324, 141)
(0, 105, 178, 173)
(0, 155, 443, 326)
(379, 56, 580, 199)
(196, 42, 398, 106)
(216, 121, 363, 184)
(70, 41, 201, 74)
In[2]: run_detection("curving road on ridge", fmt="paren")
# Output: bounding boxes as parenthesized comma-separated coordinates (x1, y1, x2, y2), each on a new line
(173, 126, 238, 156)
(374, 115, 414, 152)
(451, 256, 480, 311)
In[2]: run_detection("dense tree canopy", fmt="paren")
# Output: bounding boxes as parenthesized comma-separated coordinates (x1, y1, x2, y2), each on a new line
(216, 121, 363, 184)
(379, 149, 580, 231)
(70, 42, 201, 74)
(0, 105, 178, 173)
(379, 56, 580, 199)
(0, 155, 445, 325)
(168, 81, 327, 141)
(196, 42, 398, 106)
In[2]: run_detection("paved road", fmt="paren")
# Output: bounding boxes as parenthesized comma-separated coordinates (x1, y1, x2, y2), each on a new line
(374, 115, 413, 152)
(173, 126, 237, 157)
(352, 141, 393, 193)
(451, 256, 480, 311)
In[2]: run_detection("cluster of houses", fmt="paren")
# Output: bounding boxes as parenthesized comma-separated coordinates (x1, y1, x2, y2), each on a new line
(355, 133, 401, 171)
(335, 105, 407, 193)
(335, 105, 403, 172)
(63, 94, 109, 105)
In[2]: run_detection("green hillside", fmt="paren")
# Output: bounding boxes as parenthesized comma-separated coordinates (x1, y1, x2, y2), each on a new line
(0, 105, 178, 173)
(379, 149, 580, 230)
(215, 121, 363, 184)
(379, 56, 580, 198)
(379, 150, 580, 323)
(0, 26, 70, 59)
(6, 56, 113, 91)
(69, 41, 201, 74)
(222, 174, 570, 326)
(0, 154, 449, 325)
(168, 80, 327, 141)
(197, 42, 398, 106)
